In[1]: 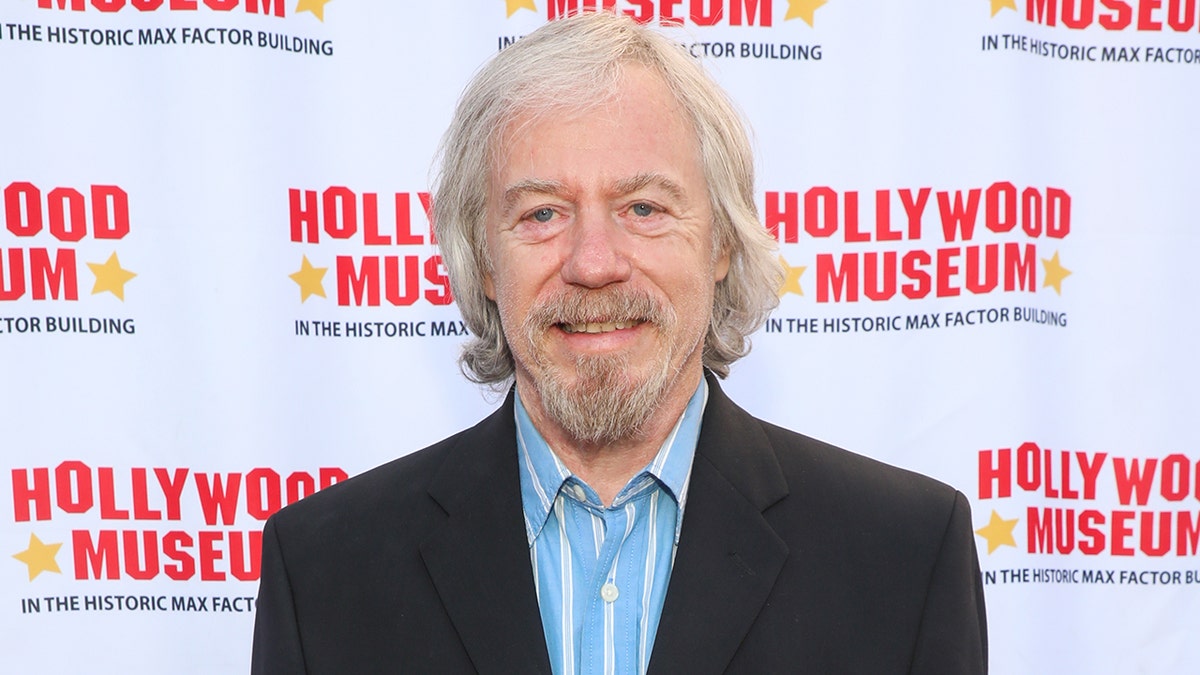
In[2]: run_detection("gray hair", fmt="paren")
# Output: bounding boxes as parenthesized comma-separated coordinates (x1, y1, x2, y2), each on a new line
(432, 11, 781, 384)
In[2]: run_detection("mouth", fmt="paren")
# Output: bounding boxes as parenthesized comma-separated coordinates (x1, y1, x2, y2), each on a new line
(558, 320, 643, 334)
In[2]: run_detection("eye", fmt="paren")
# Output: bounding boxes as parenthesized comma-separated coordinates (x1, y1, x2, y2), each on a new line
(630, 202, 655, 217)
(530, 207, 555, 223)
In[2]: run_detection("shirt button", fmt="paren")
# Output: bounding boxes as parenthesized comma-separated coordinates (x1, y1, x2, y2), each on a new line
(572, 485, 587, 501)
(600, 583, 619, 603)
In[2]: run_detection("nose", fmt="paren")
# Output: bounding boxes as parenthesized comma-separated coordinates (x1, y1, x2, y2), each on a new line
(559, 206, 633, 289)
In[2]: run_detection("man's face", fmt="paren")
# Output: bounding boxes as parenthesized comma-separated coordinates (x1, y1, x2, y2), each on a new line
(483, 66, 729, 444)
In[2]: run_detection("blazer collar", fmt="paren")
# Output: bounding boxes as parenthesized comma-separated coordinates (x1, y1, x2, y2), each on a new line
(419, 389, 553, 675)
(648, 372, 791, 675)
(418, 374, 790, 675)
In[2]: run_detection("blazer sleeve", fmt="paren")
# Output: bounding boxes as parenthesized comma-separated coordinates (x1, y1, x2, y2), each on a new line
(251, 517, 308, 675)
(909, 490, 989, 674)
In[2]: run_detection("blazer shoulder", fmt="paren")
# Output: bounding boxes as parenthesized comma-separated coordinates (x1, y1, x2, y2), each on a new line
(699, 375, 962, 522)
(264, 430, 453, 542)
(266, 398, 515, 543)
(754, 417, 964, 528)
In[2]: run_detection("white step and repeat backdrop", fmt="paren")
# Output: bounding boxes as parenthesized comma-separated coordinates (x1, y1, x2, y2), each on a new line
(2, 1, 1197, 672)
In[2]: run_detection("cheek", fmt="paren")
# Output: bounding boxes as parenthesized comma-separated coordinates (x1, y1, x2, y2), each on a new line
(684, 265, 721, 321)
(495, 245, 567, 300)
(490, 274, 537, 331)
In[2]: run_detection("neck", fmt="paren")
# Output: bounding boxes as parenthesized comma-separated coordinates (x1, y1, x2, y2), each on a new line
(517, 367, 702, 506)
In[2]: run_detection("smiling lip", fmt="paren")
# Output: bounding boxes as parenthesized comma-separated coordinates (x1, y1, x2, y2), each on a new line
(559, 320, 642, 334)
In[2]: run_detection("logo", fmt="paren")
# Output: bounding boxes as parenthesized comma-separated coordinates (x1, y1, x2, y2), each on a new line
(974, 442, 1200, 588)
(506, 0, 827, 27)
(984, 0, 1200, 64)
(1011, 0, 1200, 32)
(15, 0, 336, 56)
(765, 181, 1072, 336)
(33, 0, 321, 20)
(287, 186, 468, 340)
(0, 180, 138, 336)
(8, 460, 346, 617)
(9, 461, 346, 586)
(500, 1, 829, 62)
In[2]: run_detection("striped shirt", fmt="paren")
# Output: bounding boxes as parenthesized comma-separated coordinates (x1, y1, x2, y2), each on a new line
(515, 380, 707, 675)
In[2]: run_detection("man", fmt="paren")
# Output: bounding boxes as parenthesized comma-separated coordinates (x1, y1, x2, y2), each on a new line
(252, 12, 987, 675)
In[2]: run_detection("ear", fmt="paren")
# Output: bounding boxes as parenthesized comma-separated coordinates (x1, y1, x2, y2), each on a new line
(483, 272, 496, 300)
(713, 246, 731, 283)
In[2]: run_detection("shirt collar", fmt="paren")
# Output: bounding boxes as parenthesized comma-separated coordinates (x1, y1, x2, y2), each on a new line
(515, 377, 708, 545)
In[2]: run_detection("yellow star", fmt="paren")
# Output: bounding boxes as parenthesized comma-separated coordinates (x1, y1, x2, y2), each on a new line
(975, 510, 1019, 554)
(290, 255, 328, 302)
(778, 256, 807, 297)
(784, 0, 827, 26)
(12, 533, 62, 581)
(506, 0, 537, 17)
(1040, 250, 1072, 295)
(990, 0, 1017, 17)
(87, 252, 137, 301)
(295, 0, 332, 21)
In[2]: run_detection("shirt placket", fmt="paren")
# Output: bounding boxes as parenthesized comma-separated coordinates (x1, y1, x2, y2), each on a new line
(577, 494, 634, 675)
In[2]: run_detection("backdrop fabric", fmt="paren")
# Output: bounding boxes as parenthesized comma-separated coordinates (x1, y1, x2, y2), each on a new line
(2, 1, 1197, 673)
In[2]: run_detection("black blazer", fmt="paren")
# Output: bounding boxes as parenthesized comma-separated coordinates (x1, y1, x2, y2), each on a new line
(252, 376, 987, 673)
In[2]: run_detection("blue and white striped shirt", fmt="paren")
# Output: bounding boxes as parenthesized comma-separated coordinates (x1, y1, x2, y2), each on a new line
(515, 380, 707, 675)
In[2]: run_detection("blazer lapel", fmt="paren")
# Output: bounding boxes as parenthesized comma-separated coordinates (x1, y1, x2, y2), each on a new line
(648, 376, 790, 675)
(418, 393, 552, 675)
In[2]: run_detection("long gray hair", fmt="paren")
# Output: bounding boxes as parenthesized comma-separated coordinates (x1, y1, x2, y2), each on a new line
(432, 12, 781, 384)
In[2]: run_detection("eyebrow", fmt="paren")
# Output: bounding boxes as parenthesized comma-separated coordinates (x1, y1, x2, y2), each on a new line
(500, 172, 689, 216)
(611, 172, 687, 202)
(501, 179, 572, 214)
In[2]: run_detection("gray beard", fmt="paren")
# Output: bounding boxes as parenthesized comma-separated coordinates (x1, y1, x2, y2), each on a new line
(537, 349, 677, 445)
(518, 286, 682, 445)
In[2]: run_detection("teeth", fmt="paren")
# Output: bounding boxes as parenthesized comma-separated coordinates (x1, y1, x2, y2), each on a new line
(562, 320, 637, 334)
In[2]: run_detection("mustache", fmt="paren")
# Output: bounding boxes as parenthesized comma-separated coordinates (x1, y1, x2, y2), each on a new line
(523, 287, 674, 330)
